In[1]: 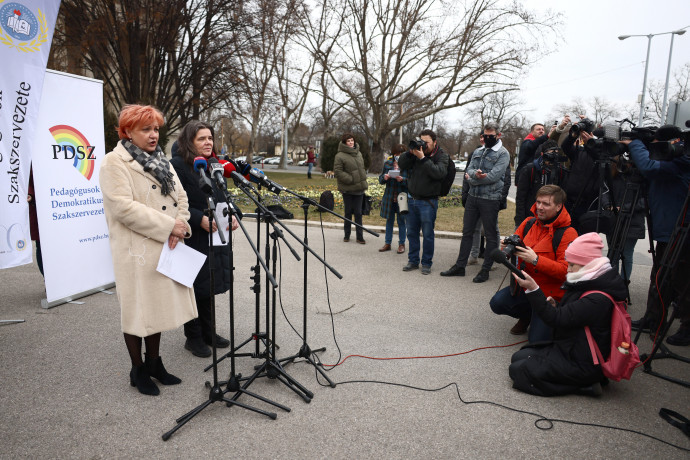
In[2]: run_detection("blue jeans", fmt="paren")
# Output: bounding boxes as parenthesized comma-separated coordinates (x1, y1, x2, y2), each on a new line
(489, 286, 552, 343)
(307, 162, 313, 175)
(406, 197, 438, 267)
(385, 212, 406, 245)
(607, 236, 637, 282)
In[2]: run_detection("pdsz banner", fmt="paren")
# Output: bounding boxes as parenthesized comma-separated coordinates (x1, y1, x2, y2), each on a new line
(0, 0, 60, 269)
(32, 70, 114, 306)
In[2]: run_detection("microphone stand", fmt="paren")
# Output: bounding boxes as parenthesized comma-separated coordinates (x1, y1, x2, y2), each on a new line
(163, 184, 278, 442)
(223, 179, 313, 406)
(277, 186, 377, 387)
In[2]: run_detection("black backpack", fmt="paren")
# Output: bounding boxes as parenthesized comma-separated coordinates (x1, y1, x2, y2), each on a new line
(433, 153, 456, 196)
(317, 190, 335, 212)
(522, 217, 571, 255)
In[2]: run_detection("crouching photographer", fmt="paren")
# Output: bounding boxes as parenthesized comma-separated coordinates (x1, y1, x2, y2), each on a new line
(508, 233, 627, 397)
(623, 126, 690, 346)
(489, 185, 578, 342)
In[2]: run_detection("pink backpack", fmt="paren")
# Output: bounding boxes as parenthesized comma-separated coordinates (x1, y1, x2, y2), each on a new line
(582, 290, 640, 382)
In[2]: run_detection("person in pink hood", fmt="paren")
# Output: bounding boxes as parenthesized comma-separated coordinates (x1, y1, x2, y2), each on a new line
(508, 232, 627, 397)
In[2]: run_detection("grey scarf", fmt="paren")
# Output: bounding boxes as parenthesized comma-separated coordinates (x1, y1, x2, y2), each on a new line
(122, 139, 175, 196)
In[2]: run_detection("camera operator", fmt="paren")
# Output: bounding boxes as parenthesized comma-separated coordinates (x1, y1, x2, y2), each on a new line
(489, 185, 578, 342)
(440, 122, 510, 283)
(622, 129, 690, 346)
(560, 116, 603, 234)
(398, 129, 449, 275)
(514, 140, 569, 227)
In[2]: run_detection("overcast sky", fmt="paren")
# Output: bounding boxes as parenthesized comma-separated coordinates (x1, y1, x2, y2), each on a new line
(515, 0, 690, 123)
(439, 0, 690, 129)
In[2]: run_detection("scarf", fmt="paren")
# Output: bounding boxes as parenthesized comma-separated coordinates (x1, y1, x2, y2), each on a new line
(122, 139, 175, 196)
(566, 257, 612, 284)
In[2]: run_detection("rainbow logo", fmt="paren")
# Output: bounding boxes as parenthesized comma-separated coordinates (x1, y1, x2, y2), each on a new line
(49, 125, 95, 180)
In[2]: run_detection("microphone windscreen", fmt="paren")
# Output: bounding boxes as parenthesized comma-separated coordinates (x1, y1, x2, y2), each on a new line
(490, 248, 507, 263)
(655, 124, 682, 141)
(193, 156, 207, 172)
(222, 161, 237, 178)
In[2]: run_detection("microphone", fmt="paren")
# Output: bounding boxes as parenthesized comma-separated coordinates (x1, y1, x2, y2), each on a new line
(193, 156, 213, 194)
(222, 157, 251, 176)
(207, 157, 229, 190)
(219, 158, 252, 188)
(193, 156, 208, 172)
(490, 248, 525, 280)
(246, 167, 285, 194)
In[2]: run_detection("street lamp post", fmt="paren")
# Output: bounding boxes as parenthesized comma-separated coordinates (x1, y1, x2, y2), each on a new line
(619, 27, 688, 125)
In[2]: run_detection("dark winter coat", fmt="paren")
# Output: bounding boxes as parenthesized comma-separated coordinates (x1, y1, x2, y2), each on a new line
(516, 133, 549, 179)
(561, 136, 605, 231)
(510, 268, 627, 396)
(170, 154, 231, 297)
(378, 157, 408, 219)
(514, 159, 569, 226)
(601, 169, 646, 240)
(334, 142, 368, 195)
(628, 139, 690, 243)
(398, 145, 449, 199)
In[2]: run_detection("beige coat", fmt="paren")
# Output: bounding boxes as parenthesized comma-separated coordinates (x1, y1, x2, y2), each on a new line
(100, 143, 198, 337)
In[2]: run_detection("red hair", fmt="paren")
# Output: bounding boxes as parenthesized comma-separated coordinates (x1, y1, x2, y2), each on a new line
(116, 104, 165, 139)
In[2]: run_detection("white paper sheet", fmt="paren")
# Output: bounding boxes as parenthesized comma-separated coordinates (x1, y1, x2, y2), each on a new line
(388, 169, 400, 178)
(156, 242, 207, 288)
(212, 202, 231, 246)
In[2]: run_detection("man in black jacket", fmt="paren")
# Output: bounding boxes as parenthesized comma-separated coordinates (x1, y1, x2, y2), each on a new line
(398, 129, 449, 275)
(515, 123, 548, 181)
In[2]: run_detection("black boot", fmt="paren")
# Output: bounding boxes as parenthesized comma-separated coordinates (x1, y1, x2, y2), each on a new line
(308, 171, 312, 179)
(130, 364, 160, 396)
(146, 354, 181, 385)
(185, 337, 211, 357)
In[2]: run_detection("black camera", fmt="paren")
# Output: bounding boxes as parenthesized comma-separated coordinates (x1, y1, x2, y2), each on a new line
(569, 118, 595, 137)
(408, 137, 427, 151)
(501, 234, 525, 258)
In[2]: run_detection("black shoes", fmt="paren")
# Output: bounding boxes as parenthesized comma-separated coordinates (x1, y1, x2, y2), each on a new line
(440, 265, 465, 277)
(577, 381, 603, 397)
(185, 337, 212, 358)
(402, 262, 419, 271)
(510, 318, 530, 335)
(667, 328, 690, 346)
(130, 364, 160, 396)
(145, 354, 181, 385)
(473, 268, 490, 283)
(204, 334, 230, 349)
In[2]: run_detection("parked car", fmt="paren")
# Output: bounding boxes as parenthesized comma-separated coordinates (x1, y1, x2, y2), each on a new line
(233, 155, 247, 162)
(250, 155, 264, 164)
(297, 159, 308, 166)
(453, 160, 467, 172)
(265, 156, 293, 165)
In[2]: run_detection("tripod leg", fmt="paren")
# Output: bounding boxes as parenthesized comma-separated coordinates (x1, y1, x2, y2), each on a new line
(223, 396, 278, 419)
(164, 399, 214, 440)
(304, 354, 336, 388)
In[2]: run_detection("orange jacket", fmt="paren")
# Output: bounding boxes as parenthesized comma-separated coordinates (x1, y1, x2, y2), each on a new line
(515, 203, 578, 301)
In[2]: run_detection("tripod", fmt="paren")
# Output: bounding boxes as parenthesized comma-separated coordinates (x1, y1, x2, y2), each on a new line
(163, 180, 282, 441)
(634, 185, 690, 388)
(277, 187, 378, 386)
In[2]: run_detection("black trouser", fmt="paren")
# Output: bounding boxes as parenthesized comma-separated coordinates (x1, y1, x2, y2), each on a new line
(455, 195, 500, 271)
(644, 241, 690, 328)
(342, 193, 364, 241)
(184, 293, 214, 340)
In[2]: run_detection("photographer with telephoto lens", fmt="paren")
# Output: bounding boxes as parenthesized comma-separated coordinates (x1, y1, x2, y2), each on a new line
(623, 126, 690, 346)
(489, 185, 578, 342)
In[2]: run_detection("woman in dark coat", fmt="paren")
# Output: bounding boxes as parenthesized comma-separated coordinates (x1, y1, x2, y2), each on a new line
(170, 120, 238, 358)
(509, 232, 628, 397)
(334, 132, 368, 243)
(378, 143, 408, 253)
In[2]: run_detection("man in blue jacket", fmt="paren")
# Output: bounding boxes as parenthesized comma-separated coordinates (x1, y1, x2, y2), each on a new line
(625, 131, 690, 346)
(441, 122, 510, 283)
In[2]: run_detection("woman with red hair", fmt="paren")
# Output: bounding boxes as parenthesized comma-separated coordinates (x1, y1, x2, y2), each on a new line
(100, 104, 198, 396)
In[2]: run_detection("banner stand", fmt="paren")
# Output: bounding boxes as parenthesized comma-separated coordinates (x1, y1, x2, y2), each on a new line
(41, 282, 115, 309)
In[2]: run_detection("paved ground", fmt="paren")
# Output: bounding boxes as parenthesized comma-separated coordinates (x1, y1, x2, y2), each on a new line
(1, 220, 689, 459)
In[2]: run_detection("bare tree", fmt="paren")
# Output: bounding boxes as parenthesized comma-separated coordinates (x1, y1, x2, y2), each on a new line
(52, 0, 238, 138)
(309, 0, 557, 172)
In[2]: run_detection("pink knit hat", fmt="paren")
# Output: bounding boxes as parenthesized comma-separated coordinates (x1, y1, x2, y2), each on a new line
(565, 232, 604, 266)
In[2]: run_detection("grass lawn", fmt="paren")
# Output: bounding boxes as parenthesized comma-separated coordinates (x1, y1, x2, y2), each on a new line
(227, 171, 517, 236)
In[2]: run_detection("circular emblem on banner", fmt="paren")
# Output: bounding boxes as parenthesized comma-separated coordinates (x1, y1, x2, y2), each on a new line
(16, 238, 26, 251)
(0, 3, 47, 52)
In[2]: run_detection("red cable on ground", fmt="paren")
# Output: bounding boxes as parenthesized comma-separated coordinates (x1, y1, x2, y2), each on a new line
(321, 340, 528, 368)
